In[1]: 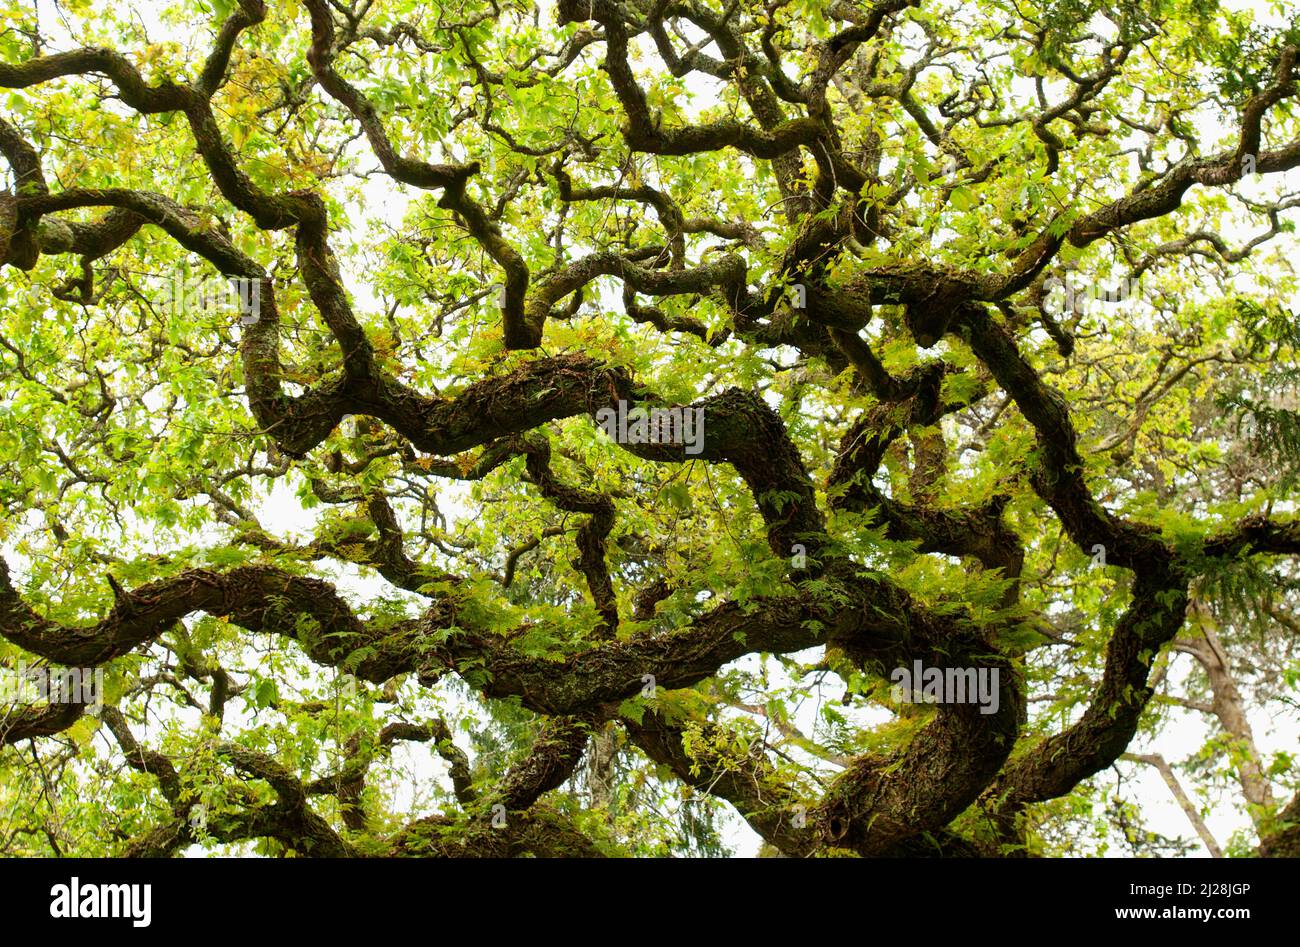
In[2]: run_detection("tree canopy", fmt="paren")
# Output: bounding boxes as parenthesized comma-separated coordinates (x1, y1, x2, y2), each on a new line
(1, 0, 1299, 858)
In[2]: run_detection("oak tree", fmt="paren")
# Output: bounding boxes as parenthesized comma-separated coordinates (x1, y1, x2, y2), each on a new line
(1, 0, 1299, 857)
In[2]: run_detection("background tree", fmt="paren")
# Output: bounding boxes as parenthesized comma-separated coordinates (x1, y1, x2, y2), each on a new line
(1, 0, 1299, 857)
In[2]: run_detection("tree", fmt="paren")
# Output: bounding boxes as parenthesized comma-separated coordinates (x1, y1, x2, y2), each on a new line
(0, 0, 1298, 858)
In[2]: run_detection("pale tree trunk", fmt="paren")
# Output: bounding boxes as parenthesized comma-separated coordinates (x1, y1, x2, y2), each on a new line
(1176, 603, 1275, 824)
(1124, 752, 1223, 857)
(587, 722, 617, 813)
